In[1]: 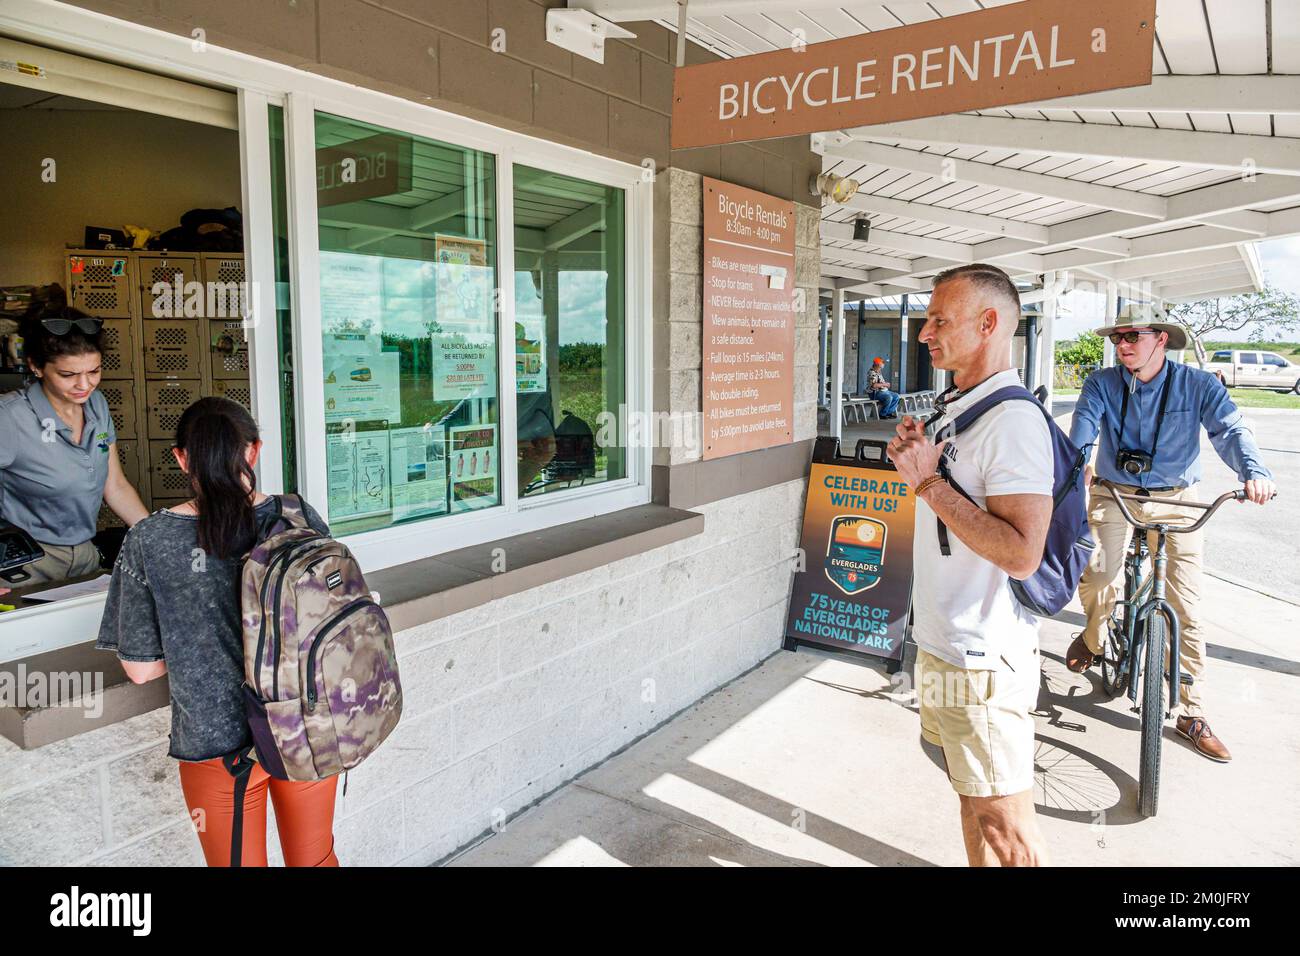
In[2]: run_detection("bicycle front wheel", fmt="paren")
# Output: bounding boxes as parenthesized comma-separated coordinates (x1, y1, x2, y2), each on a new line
(1138, 612, 1169, 818)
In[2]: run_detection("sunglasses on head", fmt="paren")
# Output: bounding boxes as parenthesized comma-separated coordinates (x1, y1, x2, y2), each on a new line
(1108, 329, 1159, 345)
(41, 315, 102, 336)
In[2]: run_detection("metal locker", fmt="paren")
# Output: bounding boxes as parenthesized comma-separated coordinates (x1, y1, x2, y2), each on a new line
(146, 379, 203, 439)
(137, 254, 200, 320)
(66, 252, 133, 318)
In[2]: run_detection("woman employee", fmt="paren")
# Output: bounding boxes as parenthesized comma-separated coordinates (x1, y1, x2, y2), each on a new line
(0, 296, 149, 588)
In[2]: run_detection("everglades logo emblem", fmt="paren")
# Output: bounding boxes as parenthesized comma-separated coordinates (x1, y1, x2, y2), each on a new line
(825, 515, 886, 595)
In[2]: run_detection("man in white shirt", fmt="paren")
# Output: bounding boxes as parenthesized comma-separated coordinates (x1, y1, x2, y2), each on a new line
(887, 263, 1054, 867)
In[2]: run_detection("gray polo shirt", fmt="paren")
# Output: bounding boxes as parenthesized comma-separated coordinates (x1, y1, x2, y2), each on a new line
(0, 380, 116, 545)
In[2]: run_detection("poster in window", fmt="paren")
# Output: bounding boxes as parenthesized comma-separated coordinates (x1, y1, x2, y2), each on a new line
(390, 424, 448, 520)
(515, 320, 546, 393)
(448, 423, 497, 512)
(432, 337, 496, 401)
(326, 422, 391, 521)
(434, 235, 491, 333)
(324, 344, 401, 425)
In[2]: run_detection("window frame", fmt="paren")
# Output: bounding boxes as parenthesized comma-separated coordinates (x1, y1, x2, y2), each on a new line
(3, 0, 655, 577)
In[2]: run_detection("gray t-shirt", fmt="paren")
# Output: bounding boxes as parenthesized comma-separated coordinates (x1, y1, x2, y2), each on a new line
(95, 495, 328, 761)
(0, 380, 117, 545)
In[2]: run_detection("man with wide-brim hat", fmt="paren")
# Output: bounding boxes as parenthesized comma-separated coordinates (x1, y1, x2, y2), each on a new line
(1092, 307, 1188, 351)
(1065, 303, 1276, 763)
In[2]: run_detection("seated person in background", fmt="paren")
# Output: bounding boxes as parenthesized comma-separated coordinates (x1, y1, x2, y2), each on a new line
(867, 356, 900, 419)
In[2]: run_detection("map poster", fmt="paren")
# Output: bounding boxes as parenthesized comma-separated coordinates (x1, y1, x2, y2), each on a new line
(784, 437, 916, 663)
(448, 423, 498, 512)
(326, 421, 391, 522)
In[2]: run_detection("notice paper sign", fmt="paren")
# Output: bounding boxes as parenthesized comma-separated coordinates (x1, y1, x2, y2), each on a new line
(784, 438, 916, 662)
(671, 0, 1155, 148)
(390, 424, 447, 521)
(449, 424, 497, 512)
(702, 177, 794, 460)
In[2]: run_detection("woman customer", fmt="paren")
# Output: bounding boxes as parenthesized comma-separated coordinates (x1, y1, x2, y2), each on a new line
(95, 396, 339, 867)
(0, 289, 149, 587)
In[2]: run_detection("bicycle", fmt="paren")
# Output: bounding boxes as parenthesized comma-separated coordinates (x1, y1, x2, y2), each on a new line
(1091, 479, 1258, 818)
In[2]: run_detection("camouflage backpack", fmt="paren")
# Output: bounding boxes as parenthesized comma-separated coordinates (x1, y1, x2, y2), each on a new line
(238, 494, 402, 784)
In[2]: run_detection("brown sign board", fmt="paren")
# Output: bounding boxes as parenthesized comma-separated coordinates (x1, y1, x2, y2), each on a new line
(317, 133, 413, 207)
(701, 177, 795, 460)
(671, 0, 1155, 149)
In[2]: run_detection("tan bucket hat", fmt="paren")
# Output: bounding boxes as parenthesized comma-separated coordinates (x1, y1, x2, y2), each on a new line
(1094, 303, 1187, 350)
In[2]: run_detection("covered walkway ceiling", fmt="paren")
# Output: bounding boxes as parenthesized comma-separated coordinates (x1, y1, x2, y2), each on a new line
(580, 0, 1299, 305)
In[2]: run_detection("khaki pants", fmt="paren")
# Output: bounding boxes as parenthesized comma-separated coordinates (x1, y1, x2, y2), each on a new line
(18, 540, 102, 587)
(1077, 484, 1206, 717)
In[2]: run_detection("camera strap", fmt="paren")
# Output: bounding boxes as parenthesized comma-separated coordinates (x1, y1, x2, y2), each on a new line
(1116, 364, 1175, 460)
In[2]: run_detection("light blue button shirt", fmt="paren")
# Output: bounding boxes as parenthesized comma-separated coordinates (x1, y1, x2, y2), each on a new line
(0, 380, 116, 544)
(1068, 359, 1271, 489)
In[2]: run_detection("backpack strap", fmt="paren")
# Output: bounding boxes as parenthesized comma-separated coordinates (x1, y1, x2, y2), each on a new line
(273, 493, 310, 533)
(220, 744, 256, 867)
(934, 386, 1045, 557)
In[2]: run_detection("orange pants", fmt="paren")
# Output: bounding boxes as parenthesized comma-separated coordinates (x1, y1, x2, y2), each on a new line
(178, 757, 340, 867)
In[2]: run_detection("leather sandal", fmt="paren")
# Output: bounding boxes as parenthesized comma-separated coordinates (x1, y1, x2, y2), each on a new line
(1065, 634, 1099, 673)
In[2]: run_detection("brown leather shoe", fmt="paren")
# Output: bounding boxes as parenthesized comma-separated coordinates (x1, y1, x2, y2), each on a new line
(1065, 634, 1099, 673)
(1176, 716, 1232, 763)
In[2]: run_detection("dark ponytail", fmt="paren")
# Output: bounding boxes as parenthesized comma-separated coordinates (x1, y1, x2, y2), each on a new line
(174, 397, 260, 560)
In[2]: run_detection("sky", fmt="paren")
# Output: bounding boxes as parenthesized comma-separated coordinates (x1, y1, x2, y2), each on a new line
(1053, 237, 1299, 343)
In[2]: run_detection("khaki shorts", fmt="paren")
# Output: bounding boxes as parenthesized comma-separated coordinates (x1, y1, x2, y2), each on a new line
(916, 648, 1039, 798)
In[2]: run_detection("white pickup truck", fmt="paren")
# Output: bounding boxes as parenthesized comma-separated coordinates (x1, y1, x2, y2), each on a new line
(1204, 349, 1300, 394)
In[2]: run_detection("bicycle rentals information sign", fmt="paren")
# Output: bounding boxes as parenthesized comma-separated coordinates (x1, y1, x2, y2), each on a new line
(784, 437, 916, 662)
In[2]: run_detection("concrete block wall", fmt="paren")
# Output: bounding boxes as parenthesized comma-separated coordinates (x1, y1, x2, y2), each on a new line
(58, 0, 814, 187)
(0, 477, 805, 866)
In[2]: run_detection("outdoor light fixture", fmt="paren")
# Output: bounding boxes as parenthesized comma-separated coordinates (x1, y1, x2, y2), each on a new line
(546, 8, 635, 64)
(810, 172, 860, 204)
(853, 217, 871, 243)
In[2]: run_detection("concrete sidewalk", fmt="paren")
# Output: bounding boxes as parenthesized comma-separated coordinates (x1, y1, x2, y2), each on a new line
(449, 575, 1300, 866)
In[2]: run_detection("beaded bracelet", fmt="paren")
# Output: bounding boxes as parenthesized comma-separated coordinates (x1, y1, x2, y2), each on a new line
(914, 474, 946, 498)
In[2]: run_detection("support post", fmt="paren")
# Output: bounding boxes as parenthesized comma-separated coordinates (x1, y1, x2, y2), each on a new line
(832, 288, 845, 442)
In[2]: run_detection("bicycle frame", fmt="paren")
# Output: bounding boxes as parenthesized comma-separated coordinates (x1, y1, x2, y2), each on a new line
(1099, 480, 1249, 712)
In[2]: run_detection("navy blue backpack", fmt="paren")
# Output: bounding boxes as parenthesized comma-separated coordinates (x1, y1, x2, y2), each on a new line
(934, 385, 1094, 617)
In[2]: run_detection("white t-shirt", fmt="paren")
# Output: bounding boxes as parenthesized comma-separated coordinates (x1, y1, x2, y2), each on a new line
(911, 369, 1054, 670)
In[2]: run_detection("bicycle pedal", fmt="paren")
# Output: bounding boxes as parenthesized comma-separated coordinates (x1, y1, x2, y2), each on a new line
(1179, 673, 1194, 685)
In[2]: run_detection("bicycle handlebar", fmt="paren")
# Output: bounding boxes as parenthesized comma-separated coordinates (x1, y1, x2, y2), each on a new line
(1090, 478, 1268, 534)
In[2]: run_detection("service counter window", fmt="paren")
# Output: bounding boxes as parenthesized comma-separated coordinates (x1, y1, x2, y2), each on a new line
(513, 165, 626, 498)
(313, 112, 500, 536)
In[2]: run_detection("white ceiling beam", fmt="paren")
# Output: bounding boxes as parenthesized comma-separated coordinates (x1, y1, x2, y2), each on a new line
(838, 193, 1050, 243)
(1089, 247, 1243, 280)
(825, 138, 1169, 219)
(820, 220, 974, 262)
(846, 115, 1300, 176)
(1163, 285, 1256, 304)
(1156, 276, 1256, 298)
(819, 243, 915, 272)
(969, 177, 1300, 268)
(1238, 241, 1265, 293)
(1187, 211, 1269, 236)
(1022, 76, 1300, 116)
(544, 202, 604, 248)
(1074, 236, 1131, 256)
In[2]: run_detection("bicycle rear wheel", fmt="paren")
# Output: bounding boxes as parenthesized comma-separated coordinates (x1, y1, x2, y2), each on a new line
(1099, 617, 1127, 698)
(1138, 612, 1169, 818)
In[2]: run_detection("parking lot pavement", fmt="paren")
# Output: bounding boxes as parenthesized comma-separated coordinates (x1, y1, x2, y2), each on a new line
(452, 572, 1300, 867)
